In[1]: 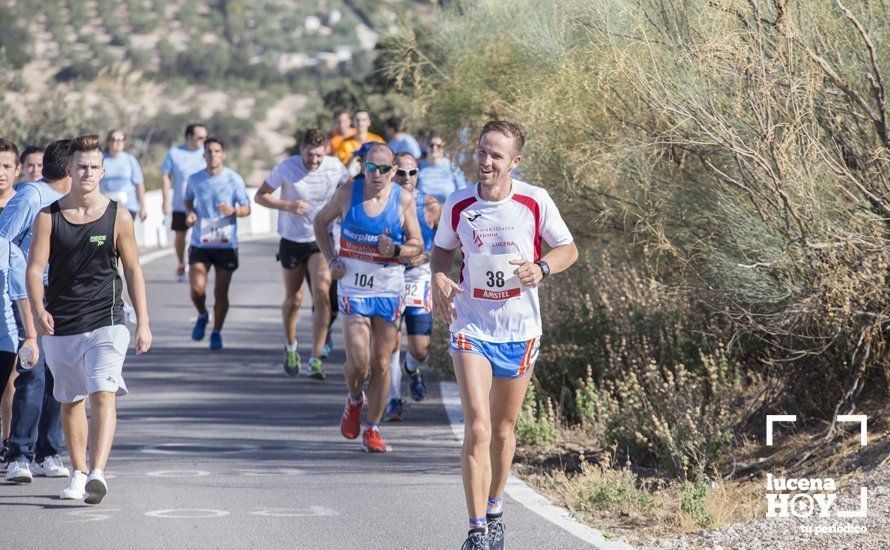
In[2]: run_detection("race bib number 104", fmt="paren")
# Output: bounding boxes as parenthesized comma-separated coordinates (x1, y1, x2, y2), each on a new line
(465, 252, 522, 301)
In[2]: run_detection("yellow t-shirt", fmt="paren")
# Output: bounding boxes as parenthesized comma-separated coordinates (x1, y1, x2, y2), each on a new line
(335, 132, 385, 165)
(327, 128, 356, 155)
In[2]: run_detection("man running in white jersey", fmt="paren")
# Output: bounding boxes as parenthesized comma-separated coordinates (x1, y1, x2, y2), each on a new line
(314, 144, 422, 453)
(385, 152, 440, 421)
(431, 121, 578, 550)
(255, 129, 349, 379)
(28, 135, 151, 504)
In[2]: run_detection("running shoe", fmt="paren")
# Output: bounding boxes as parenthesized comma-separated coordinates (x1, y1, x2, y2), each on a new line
(32, 455, 70, 478)
(5, 458, 32, 483)
(192, 313, 209, 341)
(462, 529, 489, 550)
(284, 348, 300, 378)
(175, 264, 187, 282)
(210, 331, 223, 351)
(307, 358, 326, 380)
(340, 394, 363, 439)
(84, 469, 108, 505)
(487, 516, 506, 550)
(362, 427, 389, 453)
(407, 367, 427, 401)
(384, 398, 404, 422)
(59, 471, 87, 500)
(320, 333, 333, 360)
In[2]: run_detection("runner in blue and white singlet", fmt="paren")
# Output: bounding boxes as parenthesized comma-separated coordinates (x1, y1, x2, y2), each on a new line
(384, 152, 440, 421)
(313, 143, 422, 454)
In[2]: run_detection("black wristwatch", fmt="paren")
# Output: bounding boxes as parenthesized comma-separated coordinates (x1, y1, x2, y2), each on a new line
(535, 260, 550, 279)
(393, 244, 402, 258)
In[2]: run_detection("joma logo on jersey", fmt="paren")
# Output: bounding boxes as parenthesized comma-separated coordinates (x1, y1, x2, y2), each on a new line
(90, 235, 107, 246)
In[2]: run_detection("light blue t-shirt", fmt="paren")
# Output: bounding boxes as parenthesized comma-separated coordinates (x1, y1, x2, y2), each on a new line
(162, 144, 206, 212)
(0, 239, 20, 353)
(184, 168, 250, 250)
(418, 158, 468, 204)
(101, 151, 144, 212)
(0, 180, 64, 257)
(388, 134, 422, 158)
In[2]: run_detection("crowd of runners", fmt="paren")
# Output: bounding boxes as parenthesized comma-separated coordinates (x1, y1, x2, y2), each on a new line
(0, 109, 577, 550)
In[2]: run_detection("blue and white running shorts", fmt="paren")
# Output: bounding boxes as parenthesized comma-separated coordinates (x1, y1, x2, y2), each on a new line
(338, 296, 403, 323)
(450, 333, 540, 378)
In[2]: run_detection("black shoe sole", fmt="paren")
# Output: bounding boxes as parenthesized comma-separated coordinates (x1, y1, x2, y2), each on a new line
(84, 479, 107, 504)
(308, 372, 326, 380)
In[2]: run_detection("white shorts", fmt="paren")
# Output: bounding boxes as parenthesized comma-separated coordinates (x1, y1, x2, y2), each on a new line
(43, 325, 130, 403)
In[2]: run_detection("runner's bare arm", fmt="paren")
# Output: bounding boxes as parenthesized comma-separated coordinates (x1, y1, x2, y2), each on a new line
(510, 242, 579, 286)
(115, 205, 152, 354)
(26, 209, 53, 335)
(136, 183, 148, 221)
(431, 245, 461, 322)
(253, 182, 308, 214)
(184, 199, 196, 227)
(425, 195, 442, 230)
(397, 189, 422, 258)
(161, 173, 172, 213)
(313, 182, 349, 263)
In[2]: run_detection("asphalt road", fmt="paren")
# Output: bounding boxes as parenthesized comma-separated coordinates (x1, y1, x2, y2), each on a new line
(1, 238, 594, 549)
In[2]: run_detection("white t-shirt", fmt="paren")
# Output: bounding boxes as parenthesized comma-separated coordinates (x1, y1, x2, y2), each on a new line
(434, 180, 573, 342)
(265, 155, 349, 243)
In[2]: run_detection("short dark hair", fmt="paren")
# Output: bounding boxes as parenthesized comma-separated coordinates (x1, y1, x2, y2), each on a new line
(42, 139, 72, 181)
(70, 134, 101, 156)
(333, 107, 350, 119)
(300, 129, 327, 149)
(185, 124, 207, 138)
(20, 145, 44, 165)
(394, 151, 416, 164)
(479, 120, 525, 154)
(0, 139, 20, 164)
(386, 116, 404, 132)
(204, 137, 225, 150)
(354, 109, 370, 117)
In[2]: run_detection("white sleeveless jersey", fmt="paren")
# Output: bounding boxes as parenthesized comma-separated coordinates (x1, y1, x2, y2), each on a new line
(434, 180, 573, 342)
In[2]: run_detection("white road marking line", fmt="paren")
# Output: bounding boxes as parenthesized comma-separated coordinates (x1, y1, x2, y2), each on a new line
(250, 506, 339, 517)
(146, 469, 211, 478)
(145, 509, 230, 519)
(439, 381, 632, 549)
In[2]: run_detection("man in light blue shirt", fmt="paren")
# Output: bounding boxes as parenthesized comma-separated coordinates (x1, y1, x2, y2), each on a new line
(418, 133, 468, 203)
(161, 123, 207, 281)
(386, 116, 422, 159)
(183, 137, 250, 351)
(101, 130, 146, 220)
(1, 139, 71, 483)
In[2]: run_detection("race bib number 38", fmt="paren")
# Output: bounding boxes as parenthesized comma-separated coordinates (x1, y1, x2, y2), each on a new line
(465, 252, 522, 300)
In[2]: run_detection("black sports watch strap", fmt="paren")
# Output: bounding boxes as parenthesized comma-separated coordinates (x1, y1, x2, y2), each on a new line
(535, 260, 550, 279)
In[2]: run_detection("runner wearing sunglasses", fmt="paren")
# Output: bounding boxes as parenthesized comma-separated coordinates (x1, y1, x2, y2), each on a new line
(313, 144, 422, 452)
(385, 152, 440, 421)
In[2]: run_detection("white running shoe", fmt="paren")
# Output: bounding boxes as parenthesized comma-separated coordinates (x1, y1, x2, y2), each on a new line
(32, 455, 70, 478)
(5, 459, 32, 483)
(59, 471, 87, 500)
(84, 469, 108, 504)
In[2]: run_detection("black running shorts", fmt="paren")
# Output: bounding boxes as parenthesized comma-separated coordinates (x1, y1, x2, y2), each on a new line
(277, 238, 321, 270)
(189, 246, 239, 271)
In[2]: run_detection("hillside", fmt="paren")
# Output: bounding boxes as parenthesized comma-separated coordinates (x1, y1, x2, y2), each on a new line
(0, 0, 429, 185)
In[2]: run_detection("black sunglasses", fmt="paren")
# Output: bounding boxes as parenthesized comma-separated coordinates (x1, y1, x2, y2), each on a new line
(396, 169, 418, 177)
(364, 162, 393, 174)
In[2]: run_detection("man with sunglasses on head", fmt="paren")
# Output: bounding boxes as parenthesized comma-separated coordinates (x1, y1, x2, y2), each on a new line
(101, 130, 146, 222)
(162, 124, 208, 282)
(418, 132, 468, 204)
(314, 144, 422, 453)
(255, 129, 349, 379)
(384, 152, 440, 421)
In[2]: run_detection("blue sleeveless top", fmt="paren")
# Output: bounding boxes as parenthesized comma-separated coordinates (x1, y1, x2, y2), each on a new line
(416, 191, 435, 252)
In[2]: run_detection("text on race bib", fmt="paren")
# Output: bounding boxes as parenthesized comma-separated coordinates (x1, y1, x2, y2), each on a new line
(404, 280, 428, 308)
(465, 252, 522, 301)
(198, 218, 234, 245)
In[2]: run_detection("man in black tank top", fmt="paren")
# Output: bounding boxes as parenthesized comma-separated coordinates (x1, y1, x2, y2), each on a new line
(26, 135, 152, 505)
